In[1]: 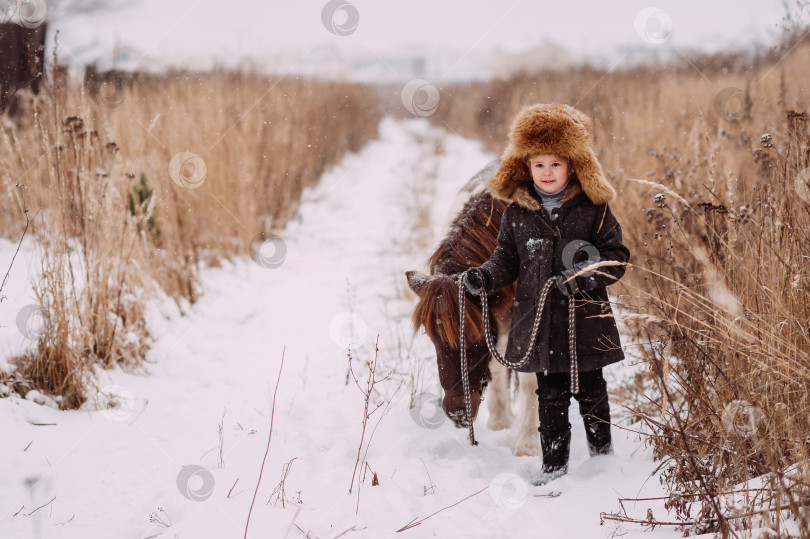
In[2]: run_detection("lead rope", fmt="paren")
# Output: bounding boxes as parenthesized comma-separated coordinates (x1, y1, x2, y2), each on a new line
(479, 278, 556, 370)
(457, 275, 479, 446)
(568, 298, 579, 393)
(457, 273, 579, 446)
(481, 277, 579, 393)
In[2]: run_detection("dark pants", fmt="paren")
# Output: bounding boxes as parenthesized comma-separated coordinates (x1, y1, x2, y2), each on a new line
(535, 368, 613, 470)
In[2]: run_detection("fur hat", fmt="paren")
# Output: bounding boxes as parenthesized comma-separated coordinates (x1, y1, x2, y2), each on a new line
(490, 103, 616, 210)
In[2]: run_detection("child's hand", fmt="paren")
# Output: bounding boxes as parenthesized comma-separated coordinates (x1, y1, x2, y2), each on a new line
(555, 268, 582, 296)
(463, 267, 487, 295)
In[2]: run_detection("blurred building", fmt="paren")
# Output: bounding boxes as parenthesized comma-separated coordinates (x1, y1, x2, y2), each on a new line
(491, 41, 574, 79)
(52, 38, 581, 84)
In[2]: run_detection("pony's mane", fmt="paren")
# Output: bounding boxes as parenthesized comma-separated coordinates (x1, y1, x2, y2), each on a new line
(428, 191, 506, 275)
(412, 191, 511, 348)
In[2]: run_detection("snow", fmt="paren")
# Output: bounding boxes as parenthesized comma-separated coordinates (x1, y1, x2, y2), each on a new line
(526, 237, 550, 259)
(1, 117, 685, 538)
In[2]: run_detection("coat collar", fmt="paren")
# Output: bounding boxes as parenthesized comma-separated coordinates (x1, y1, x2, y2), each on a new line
(504, 177, 584, 212)
(523, 179, 585, 212)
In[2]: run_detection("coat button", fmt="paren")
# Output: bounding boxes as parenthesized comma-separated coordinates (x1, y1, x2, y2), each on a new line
(560, 299, 565, 306)
(549, 350, 554, 355)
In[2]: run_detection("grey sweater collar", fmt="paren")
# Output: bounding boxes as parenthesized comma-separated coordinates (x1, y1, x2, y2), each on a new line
(532, 181, 569, 211)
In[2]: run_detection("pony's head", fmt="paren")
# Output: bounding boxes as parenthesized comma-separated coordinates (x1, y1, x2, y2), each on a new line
(406, 270, 492, 427)
(405, 271, 486, 349)
(405, 190, 516, 428)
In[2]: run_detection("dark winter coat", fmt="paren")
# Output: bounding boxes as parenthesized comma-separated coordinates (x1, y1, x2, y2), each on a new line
(478, 181, 630, 373)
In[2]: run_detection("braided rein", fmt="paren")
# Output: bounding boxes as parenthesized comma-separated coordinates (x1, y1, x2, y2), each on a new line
(456, 273, 579, 445)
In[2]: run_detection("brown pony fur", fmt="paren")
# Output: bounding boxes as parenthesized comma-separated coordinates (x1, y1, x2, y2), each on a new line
(410, 191, 516, 348)
(407, 189, 538, 436)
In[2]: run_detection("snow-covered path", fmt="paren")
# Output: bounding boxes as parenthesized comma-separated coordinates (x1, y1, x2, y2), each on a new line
(1, 118, 680, 539)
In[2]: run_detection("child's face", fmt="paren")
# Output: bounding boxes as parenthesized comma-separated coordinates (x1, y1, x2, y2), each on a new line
(528, 153, 571, 194)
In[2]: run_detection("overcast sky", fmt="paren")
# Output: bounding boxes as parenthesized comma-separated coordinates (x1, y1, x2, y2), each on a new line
(51, 0, 796, 70)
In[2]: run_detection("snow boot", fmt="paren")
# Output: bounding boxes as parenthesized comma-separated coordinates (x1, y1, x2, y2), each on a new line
(585, 419, 613, 457)
(533, 430, 570, 486)
(578, 381, 613, 457)
(532, 464, 568, 486)
(574, 369, 613, 456)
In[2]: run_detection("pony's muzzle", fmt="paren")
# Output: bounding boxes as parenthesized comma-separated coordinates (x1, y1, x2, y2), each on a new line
(441, 388, 482, 428)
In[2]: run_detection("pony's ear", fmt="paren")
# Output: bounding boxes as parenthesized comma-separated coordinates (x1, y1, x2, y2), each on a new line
(405, 271, 430, 296)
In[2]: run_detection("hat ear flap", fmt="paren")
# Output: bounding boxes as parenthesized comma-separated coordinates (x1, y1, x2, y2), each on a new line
(490, 150, 530, 201)
(571, 147, 615, 205)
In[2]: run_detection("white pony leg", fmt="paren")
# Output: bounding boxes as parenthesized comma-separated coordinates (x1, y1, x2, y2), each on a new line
(486, 359, 514, 430)
(512, 372, 541, 456)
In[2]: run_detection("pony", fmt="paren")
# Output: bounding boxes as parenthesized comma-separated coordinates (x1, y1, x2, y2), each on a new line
(405, 163, 541, 456)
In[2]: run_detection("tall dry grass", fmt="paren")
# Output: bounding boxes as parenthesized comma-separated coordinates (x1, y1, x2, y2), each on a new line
(0, 69, 381, 407)
(433, 33, 810, 535)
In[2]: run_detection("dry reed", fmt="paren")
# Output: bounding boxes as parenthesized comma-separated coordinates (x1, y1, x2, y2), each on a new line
(0, 68, 381, 407)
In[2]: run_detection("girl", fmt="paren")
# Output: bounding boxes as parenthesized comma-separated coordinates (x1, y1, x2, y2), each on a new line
(464, 103, 630, 486)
